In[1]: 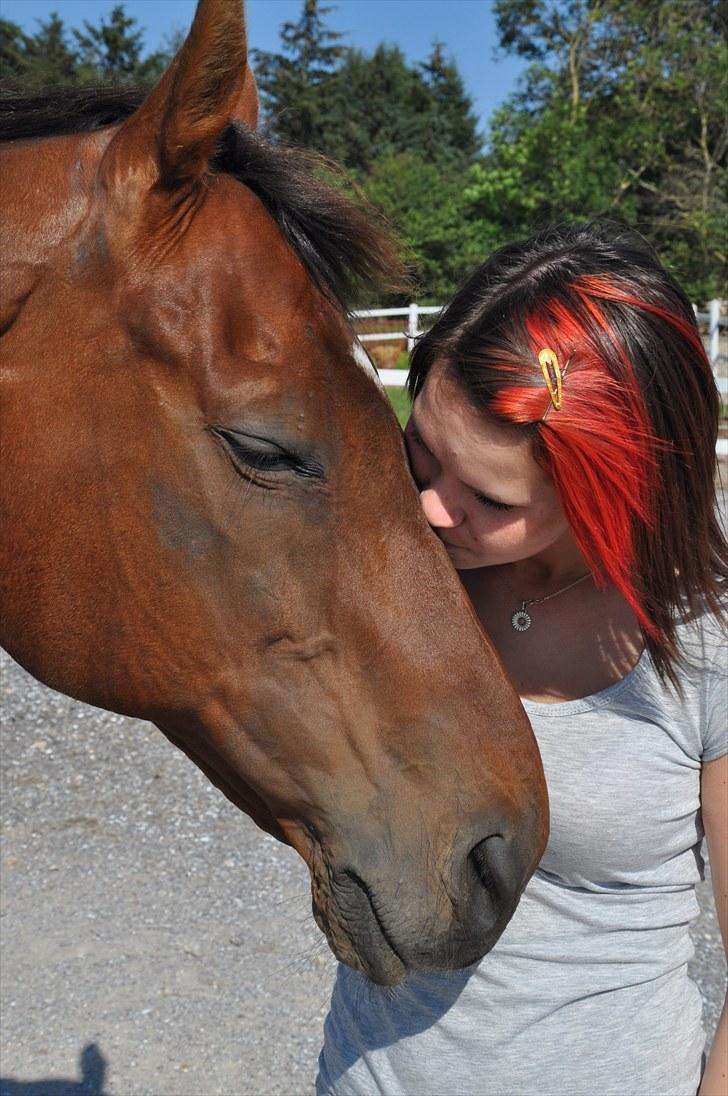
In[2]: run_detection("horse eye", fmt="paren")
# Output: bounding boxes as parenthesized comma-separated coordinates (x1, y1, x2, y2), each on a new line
(212, 427, 294, 473)
(211, 426, 324, 481)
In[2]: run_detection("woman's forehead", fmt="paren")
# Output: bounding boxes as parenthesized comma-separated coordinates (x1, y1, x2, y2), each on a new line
(413, 368, 552, 500)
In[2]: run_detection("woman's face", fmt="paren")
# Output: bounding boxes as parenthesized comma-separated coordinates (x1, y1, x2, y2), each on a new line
(405, 368, 571, 570)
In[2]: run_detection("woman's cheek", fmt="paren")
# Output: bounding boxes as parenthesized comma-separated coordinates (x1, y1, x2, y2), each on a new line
(471, 510, 523, 551)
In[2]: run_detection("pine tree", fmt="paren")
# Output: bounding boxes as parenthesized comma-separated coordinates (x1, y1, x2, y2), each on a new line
(0, 19, 33, 90)
(321, 44, 429, 171)
(73, 4, 145, 85)
(0, 14, 78, 92)
(28, 14, 78, 87)
(252, 0, 345, 146)
(420, 43, 481, 166)
(0, 5, 181, 95)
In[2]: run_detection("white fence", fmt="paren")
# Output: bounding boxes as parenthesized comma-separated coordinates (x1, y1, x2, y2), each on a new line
(354, 304, 442, 379)
(354, 299, 727, 395)
(694, 300, 727, 396)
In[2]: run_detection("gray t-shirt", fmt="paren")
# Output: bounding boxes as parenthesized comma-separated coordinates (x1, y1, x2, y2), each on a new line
(317, 611, 727, 1096)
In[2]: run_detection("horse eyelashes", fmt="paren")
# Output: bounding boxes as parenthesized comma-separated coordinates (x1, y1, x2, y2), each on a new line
(227, 443, 290, 472)
(210, 426, 324, 483)
(212, 427, 291, 472)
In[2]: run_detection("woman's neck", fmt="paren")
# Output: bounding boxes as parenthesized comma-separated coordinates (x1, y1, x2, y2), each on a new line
(497, 530, 591, 593)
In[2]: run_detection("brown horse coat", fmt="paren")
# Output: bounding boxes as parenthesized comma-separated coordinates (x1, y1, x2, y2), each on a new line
(0, 0, 547, 985)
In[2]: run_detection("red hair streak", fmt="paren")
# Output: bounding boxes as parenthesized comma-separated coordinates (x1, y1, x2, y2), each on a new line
(491, 279, 673, 636)
(407, 223, 728, 682)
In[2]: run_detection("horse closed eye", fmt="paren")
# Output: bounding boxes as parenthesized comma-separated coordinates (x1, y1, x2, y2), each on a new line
(211, 427, 323, 481)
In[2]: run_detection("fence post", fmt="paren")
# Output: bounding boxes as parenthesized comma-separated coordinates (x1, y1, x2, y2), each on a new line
(709, 299, 720, 376)
(407, 302, 419, 352)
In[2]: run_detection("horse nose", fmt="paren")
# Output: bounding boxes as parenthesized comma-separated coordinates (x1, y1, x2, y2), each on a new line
(313, 810, 544, 984)
(451, 822, 537, 954)
(468, 833, 523, 917)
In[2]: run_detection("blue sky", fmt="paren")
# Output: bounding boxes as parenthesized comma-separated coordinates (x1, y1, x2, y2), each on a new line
(1, 0, 528, 132)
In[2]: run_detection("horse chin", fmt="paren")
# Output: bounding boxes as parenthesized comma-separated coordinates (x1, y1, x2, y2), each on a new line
(311, 871, 408, 987)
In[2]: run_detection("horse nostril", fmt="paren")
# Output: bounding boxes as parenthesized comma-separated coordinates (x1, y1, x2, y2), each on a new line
(468, 833, 517, 918)
(469, 836, 497, 894)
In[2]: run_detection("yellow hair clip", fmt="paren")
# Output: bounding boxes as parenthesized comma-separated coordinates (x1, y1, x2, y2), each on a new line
(538, 348, 563, 412)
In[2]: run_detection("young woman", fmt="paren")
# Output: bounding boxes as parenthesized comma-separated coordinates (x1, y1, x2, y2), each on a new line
(317, 223, 727, 1096)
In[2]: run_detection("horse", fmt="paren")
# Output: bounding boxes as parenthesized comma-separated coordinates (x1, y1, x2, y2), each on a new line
(0, 0, 547, 987)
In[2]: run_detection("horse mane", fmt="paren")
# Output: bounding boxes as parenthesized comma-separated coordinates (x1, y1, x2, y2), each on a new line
(0, 87, 407, 310)
(0, 87, 147, 139)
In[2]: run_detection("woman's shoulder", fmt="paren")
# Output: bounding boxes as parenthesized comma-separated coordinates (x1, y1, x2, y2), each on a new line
(672, 602, 727, 762)
(541, 601, 727, 760)
(674, 599, 727, 668)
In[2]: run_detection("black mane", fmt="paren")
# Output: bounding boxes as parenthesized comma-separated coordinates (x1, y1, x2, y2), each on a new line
(0, 87, 405, 310)
(0, 87, 146, 140)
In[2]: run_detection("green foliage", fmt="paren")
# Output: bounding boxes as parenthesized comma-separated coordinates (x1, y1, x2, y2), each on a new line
(385, 386, 411, 427)
(420, 42, 481, 167)
(1, 0, 724, 303)
(253, 1, 483, 299)
(0, 4, 175, 93)
(73, 4, 144, 83)
(1, 14, 77, 90)
(481, 0, 728, 300)
(362, 151, 489, 301)
(252, 0, 345, 148)
(255, 8, 481, 176)
(314, 44, 433, 171)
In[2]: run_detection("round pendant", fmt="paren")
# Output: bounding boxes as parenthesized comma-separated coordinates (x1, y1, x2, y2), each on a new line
(511, 608, 532, 632)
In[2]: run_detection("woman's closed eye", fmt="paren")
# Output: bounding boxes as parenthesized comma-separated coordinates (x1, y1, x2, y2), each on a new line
(408, 423, 513, 511)
(474, 492, 513, 512)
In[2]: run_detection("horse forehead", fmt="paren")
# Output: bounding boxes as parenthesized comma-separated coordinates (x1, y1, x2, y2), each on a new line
(156, 183, 384, 388)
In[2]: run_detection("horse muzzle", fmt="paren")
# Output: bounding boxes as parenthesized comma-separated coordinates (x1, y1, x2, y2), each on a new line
(307, 812, 541, 986)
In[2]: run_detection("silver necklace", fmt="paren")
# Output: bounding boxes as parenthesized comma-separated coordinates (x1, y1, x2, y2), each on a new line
(499, 570, 592, 632)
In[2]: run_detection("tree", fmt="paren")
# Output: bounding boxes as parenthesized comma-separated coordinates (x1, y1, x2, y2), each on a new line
(252, 0, 345, 147)
(0, 4, 178, 93)
(29, 14, 78, 87)
(362, 151, 491, 301)
(253, 3, 481, 176)
(468, 0, 727, 300)
(1, 14, 77, 91)
(250, 0, 487, 299)
(73, 4, 151, 85)
(320, 44, 433, 171)
(0, 18, 34, 90)
(419, 42, 481, 167)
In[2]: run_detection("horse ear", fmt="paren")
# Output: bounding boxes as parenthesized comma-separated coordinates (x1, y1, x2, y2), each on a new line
(100, 0, 251, 196)
(233, 64, 259, 129)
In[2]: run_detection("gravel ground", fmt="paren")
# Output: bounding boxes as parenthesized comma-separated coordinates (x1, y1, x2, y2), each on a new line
(0, 654, 336, 1096)
(1, 629, 726, 1096)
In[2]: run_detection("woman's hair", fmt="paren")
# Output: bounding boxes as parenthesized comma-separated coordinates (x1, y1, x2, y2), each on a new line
(407, 222, 727, 684)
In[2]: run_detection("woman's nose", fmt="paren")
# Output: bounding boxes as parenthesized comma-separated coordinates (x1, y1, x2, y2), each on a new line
(419, 485, 465, 529)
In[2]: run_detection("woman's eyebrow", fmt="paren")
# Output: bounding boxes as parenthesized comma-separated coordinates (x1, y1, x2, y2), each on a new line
(407, 416, 433, 452)
(410, 420, 515, 505)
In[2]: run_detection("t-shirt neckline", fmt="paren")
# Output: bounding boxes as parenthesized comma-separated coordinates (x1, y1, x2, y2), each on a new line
(520, 646, 651, 717)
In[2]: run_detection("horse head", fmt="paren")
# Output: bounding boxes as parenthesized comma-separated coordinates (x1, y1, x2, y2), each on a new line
(0, 0, 547, 985)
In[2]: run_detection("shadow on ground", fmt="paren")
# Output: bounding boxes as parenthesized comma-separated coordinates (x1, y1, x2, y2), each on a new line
(0, 1044, 107, 1096)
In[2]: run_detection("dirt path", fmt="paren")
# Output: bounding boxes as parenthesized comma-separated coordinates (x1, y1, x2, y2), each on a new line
(1, 650, 725, 1096)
